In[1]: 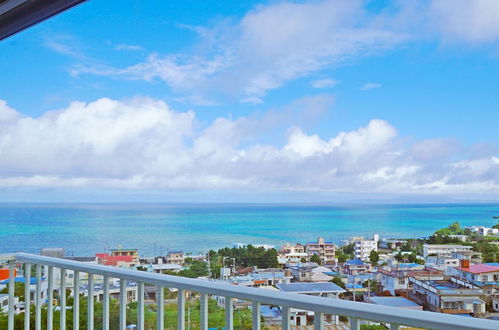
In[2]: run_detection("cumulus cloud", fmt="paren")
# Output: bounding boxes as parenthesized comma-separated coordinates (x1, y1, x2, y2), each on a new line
(0, 97, 498, 196)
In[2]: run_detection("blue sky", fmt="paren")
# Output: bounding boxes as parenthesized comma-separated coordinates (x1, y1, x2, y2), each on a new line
(0, 0, 499, 202)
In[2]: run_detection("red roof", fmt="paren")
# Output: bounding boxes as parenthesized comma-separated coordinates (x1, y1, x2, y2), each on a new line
(457, 264, 499, 274)
(95, 253, 134, 266)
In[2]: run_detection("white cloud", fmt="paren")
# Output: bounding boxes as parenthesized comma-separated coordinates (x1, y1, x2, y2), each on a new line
(115, 44, 144, 51)
(311, 78, 339, 89)
(428, 0, 499, 43)
(72, 0, 405, 102)
(0, 97, 498, 196)
(361, 82, 381, 91)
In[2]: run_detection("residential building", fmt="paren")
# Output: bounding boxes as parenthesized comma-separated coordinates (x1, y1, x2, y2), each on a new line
(166, 251, 185, 265)
(465, 226, 499, 236)
(425, 256, 460, 274)
(343, 259, 371, 275)
(289, 264, 334, 282)
(451, 250, 482, 264)
(96, 253, 137, 268)
(452, 262, 499, 306)
(379, 268, 444, 296)
(276, 282, 345, 326)
(278, 243, 308, 264)
(409, 278, 485, 315)
(111, 248, 139, 259)
(353, 234, 378, 261)
(422, 244, 472, 258)
(305, 238, 336, 264)
(379, 239, 407, 250)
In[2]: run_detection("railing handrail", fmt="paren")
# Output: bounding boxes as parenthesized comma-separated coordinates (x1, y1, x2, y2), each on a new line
(3, 252, 497, 330)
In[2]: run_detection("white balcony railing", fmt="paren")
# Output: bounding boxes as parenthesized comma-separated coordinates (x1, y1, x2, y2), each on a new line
(1, 252, 497, 330)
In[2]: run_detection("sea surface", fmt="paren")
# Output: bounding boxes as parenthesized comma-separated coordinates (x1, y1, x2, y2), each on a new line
(1, 203, 498, 257)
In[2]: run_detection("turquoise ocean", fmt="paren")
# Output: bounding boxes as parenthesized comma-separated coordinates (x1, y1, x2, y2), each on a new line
(1, 203, 498, 257)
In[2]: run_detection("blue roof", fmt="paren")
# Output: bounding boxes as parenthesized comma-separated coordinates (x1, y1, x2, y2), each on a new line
(346, 259, 365, 266)
(260, 305, 281, 318)
(346, 284, 363, 289)
(0, 277, 40, 285)
(398, 263, 421, 268)
(485, 263, 499, 267)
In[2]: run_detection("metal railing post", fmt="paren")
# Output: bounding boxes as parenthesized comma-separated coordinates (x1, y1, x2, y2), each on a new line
(87, 273, 94, 330)
(73, 271, 80, 330)
(314, 311, 323, 330)
(137, 283, 145, 330)
(282, 306, 290, 330)
(225, 297, 233, 330)
(252, 301, 261, 330)
(350, 317, 360, 330)
(178, 289, 185, 330)
(103, 276, 110, 330)
(7, 260, 14, 330)
(156, 286, 164, 329)
(25, 263, 32, 330)
(200, 293, 208, 330)
(119, 279, 128, 330)
(35, 264, 41, 330)
(60, 268, 66, 330)
(47, 266, 54, 330)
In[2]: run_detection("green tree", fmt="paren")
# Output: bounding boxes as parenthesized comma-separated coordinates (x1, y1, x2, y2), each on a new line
(330, 276, 345, 289)
(310, 254, 322, 265)
(369, 250, 379, 266)
(0, 282, 25, 301)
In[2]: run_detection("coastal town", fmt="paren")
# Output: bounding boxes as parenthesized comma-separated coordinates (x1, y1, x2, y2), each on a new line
(2, 221, 499, 328)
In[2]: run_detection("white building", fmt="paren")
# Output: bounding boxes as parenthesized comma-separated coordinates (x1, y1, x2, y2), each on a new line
(422, 244, 472, 258)
(354, 234, 378, 261)
(465, 226, 499, 236)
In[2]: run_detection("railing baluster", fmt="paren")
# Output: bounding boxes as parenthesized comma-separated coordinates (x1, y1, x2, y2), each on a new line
(349, 317, 360, 330)
(137, 283, 145, 330)
(25, 263, 32, 330)
(178, 289, 185, 330)
(60, 268, 66, 330)
(282, 306, 290, 330)
(35, 264, 41, 330)
(200, 293, 208, 330)
(314, 311, 323, 330)
(103, 276, 110, 330)
(225, 297, 233, 330)
(120, 279, 128, 330)
(73, 271, 80, 330)
(47, 266, 53, 330)
(7, 260, 14, 330)
(88, 273, 94, 330)
(156, 286, 164, 330)
(252, 301, 261, 330)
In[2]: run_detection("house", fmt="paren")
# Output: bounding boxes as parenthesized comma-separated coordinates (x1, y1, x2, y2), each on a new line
(111, 248, 139, 260)
(344, 259, 371, 275)
(422, 244, 472, 258)
(0, 294, 18, 313)
(276, 283, 345, 326)
(353, 234, 378, 261)
(166, 251, 185, 265)
(409, 278, 485, 315)
(379, 268, 444, 296)
(305, 238, 336, 264)
(96, 253, 137, 268)
(452, 262, 499, 309)
(289, 264, 333, 282)
(465, 226, 499, 236)
(425, 256, 460, 273)
(278, 243, 308, 264)
(379, 239, 407, 250)
(451, 250, 482, 264)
